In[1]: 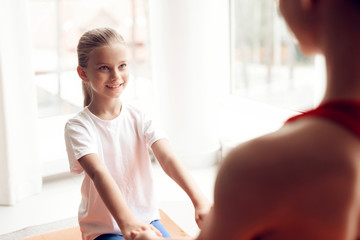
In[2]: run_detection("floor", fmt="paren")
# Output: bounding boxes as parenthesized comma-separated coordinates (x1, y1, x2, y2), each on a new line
(0, 163, 218, 238)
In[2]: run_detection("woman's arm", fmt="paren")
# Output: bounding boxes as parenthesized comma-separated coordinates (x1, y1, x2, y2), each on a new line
(79, 153, 162, 239)
(151, 139, 212, 228)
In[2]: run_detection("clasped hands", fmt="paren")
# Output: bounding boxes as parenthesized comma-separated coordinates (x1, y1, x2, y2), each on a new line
(129, 204, 211, 240)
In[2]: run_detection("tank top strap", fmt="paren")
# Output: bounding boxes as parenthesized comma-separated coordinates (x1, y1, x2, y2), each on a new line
(285, 100, 360, 137)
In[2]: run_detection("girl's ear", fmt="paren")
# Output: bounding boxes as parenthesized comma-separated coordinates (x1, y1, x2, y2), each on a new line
(77, 66, 89, 82)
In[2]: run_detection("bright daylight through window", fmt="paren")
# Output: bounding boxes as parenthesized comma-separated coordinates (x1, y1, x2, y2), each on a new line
(230, 0, 319, 111)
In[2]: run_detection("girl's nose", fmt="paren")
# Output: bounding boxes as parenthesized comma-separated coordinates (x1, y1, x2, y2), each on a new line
(111, 69, 121, 81)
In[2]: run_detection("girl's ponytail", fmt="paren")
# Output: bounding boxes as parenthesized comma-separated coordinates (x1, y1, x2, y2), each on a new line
(82, 81, 92, 107)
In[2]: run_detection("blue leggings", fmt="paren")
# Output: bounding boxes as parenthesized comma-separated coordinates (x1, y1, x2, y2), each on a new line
(94, 220, 172, 240)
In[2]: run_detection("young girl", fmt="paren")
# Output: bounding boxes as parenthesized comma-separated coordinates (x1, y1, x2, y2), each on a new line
(134, 0, 360, 239)
(64, 28, 211, 240)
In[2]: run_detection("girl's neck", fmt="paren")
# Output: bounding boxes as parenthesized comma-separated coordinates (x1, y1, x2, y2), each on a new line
(88, 99, 122, 120)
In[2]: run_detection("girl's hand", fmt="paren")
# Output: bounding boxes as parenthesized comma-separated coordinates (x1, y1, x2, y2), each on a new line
(195, 203, 211, 229)
(130, 225, 164, 240)
(123, 221, 162, 240)
(195, 203, 212, 229)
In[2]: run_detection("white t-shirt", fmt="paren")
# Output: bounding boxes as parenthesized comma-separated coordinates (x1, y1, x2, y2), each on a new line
(64, 103, 166, 240)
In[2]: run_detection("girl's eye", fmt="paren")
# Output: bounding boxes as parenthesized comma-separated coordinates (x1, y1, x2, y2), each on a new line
(99, 66, 109, 70)
(120, 63, 127, 69)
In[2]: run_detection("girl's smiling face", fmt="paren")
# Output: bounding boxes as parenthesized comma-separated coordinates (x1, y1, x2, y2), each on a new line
(83, 43, 129, 102)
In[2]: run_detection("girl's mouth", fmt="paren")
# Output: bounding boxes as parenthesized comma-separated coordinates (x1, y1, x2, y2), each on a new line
(106, 83, 122, 88)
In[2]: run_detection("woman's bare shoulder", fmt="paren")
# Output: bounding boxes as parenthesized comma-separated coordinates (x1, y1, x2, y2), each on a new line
(213, 120, 359, 238)
(221, 118, 360, 179)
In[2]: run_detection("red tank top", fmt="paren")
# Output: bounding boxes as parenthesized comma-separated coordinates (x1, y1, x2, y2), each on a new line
(285, 100, 360, 137)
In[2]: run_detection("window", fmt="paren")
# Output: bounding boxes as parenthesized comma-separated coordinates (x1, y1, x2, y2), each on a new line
(230, 0, 319, 111)
(29, 0, 152, 176)
(30, 0, 151, 118)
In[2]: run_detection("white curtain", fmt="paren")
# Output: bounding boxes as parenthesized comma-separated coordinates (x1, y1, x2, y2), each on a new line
(149, 0, 230, 168)
(0, 0, 41, 205)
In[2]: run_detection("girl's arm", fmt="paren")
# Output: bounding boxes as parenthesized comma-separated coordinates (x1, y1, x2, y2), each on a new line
(79, 153, 162, 239)
(151, 139, 212, 229)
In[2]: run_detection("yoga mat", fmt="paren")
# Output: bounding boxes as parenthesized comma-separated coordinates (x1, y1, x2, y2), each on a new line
(23, 209, 190, 240)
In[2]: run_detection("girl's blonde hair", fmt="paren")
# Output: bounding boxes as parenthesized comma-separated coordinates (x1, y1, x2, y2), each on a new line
(77, 27, 126, 107)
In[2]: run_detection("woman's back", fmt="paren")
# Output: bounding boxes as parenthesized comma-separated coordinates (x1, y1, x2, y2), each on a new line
(209, 113, 360, 240)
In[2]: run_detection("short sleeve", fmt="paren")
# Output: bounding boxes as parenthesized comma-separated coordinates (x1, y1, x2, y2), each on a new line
(64, 120, 97, 174)
(142, 111, 168, 147)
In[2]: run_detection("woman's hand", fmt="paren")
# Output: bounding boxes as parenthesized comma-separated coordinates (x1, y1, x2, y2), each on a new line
(194, 202, 212, 229)
(122, 221, 162, 240)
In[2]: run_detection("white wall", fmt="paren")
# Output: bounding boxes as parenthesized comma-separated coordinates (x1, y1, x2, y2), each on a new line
(0, 0, 41, 205)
